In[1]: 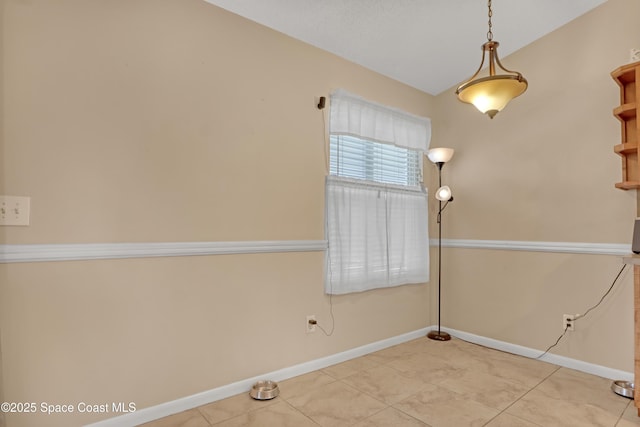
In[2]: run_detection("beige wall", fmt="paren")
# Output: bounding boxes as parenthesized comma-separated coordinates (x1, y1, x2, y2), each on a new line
(432, 0, 639, 370)
(1, 0, 6, 425)
(0, 1, 435, 426)
(3, 0, 640, 426)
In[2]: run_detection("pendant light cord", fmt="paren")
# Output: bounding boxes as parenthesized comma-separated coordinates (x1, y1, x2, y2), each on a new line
(486, 0, 493, 41)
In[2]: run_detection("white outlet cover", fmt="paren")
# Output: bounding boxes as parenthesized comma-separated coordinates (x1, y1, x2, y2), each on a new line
(306, 315, 316, 333)
(0, 195, 31, 226)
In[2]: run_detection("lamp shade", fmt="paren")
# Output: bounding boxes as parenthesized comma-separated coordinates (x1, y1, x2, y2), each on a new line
(427, 148, 454, 164)
(435, 186, 452, 201)
(457, 75, 527, 119)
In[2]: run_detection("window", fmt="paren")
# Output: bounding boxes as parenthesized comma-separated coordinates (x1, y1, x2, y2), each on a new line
(325, 90, 431, 295)
(329, 135, 422, 188)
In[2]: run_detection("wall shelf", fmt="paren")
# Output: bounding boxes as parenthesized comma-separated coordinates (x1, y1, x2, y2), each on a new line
(612, 61, 640, 190)
(614, 104, 637, 121)
(614, 142, 638, 155)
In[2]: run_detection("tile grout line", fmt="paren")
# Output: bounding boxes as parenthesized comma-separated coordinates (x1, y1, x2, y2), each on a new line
(613, 400, 635, 427)
(339, 350, 443, 426)
(278, 399, 322, 427)
(480, 364, 562, 427)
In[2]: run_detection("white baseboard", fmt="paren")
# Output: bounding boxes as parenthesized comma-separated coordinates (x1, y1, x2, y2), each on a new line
(84, 328, 430, 427)
(443, 327, 634, 382)
(85, 326, 633, 427)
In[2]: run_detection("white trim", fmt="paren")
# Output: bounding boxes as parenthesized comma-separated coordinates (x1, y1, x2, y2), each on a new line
(443, 327, 633, 382)
(0, 240, 328, 263)
(432, 239, 631, 256)
(85, 326, 632, 427)
(84, 328, 430, 427)
(1, 239, 630, 264)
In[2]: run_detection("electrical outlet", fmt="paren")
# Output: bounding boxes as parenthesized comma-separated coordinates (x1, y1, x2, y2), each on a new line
(563, 314, 575, 332)
(306, 315, 316, 333)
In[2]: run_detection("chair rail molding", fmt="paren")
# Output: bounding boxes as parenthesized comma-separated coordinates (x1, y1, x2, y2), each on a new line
(434, 238, 630, 256)
(0, 239, 630, 263)
(0, 240, 329, 263)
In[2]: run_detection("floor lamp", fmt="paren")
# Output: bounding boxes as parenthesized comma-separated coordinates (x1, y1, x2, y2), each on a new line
(427, 147, 454, 342)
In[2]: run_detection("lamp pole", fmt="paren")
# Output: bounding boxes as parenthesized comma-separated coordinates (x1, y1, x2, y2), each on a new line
(428, 162, 451, 341)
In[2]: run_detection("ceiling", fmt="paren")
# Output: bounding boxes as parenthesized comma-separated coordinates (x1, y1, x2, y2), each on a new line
(203, 0, 607, 95)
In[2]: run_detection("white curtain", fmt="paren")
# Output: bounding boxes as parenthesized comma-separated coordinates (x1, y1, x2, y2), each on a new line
(325, 89, 431, 295)
(325, 178, 429, 295)
(330, 89, 431, 151)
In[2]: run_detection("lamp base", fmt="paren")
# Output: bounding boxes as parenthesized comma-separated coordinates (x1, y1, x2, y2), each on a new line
(427, 330, 451, 341)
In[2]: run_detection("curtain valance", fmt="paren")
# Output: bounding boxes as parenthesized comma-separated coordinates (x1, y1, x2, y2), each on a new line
(329, 89, 431, 152)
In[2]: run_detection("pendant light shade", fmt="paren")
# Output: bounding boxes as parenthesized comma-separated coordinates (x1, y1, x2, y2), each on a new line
(456, 2, 527, 119)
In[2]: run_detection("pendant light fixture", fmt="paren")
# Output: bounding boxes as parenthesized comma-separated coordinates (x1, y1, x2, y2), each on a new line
(456, 0, 527, 119)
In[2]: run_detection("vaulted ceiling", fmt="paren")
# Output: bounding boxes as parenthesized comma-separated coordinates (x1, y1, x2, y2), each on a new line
(204, 0, 607, 95)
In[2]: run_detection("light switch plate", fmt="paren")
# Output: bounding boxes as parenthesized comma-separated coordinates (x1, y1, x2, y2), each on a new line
(0, 195, 31, 226)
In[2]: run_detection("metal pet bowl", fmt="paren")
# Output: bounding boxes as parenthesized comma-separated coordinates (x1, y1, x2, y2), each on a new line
(611, 380, 635, 398)
(249, 380, 279, 400)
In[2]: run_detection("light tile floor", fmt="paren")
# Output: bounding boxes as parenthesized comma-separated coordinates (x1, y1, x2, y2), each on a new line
(139, 338, 640, 427)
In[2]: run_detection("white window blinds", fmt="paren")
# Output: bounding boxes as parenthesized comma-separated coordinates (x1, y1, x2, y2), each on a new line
(325, 90, 431, 295)
(330, 135, 422, 189)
